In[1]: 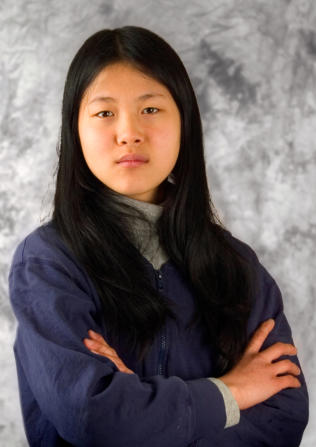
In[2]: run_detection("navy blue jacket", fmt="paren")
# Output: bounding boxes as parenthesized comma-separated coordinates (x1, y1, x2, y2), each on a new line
(8, 220, 308, 446)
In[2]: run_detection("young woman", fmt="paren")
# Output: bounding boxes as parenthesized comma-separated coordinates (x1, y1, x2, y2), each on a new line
(9, 26, 308, 446)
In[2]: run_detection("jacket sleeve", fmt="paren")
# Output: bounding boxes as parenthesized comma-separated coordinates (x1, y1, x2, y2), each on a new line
(210, 260, 309, 447)
(9, 248, 228, 447)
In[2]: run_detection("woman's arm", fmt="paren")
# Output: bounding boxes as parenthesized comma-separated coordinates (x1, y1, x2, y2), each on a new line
(211, 261, 309, 447)
(84, 320, 301, 410)
(85, 316, 306, 447)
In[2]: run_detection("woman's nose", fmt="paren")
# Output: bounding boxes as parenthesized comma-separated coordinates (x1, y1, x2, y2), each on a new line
(115, 114, 144, 146)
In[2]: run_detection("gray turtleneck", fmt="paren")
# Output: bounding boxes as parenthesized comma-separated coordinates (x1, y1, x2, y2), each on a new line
(113, 191, 240, 429)
(114, 192, 169, 270)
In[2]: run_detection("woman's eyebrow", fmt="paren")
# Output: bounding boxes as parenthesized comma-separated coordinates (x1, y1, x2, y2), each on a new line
(88, 93, 166, 105)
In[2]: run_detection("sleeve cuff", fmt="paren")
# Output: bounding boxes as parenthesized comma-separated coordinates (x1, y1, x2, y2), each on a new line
(186, 377, 227, 439)
(208, 377, 240, 428)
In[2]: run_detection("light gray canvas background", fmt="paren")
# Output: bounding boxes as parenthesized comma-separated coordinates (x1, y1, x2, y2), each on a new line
(1, 0, 315, 445)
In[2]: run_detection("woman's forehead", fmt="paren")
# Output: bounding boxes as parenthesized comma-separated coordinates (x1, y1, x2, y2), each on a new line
(81, 63, 171, 105)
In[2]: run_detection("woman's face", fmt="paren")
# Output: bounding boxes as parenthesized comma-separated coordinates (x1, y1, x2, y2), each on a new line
(78, 62, 181, 204)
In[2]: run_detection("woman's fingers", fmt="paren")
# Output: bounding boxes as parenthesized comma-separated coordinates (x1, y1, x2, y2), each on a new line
(88, 330, 113, 348)
(245, 319, 275, 354)
(262, 342, 297, 362)
(272, 358, 301, 377)
(88, 330, 104, 341)
(83, 331, 135, 374)
(84, 338, 112, 355)
(275, 374, 301, 390)
(86, 330, 116, 354)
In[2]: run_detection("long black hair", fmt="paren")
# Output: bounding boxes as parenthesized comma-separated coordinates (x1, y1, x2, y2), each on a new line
(52, 25, 255, 376)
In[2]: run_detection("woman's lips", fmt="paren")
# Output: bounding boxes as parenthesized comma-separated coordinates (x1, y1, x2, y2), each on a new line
(117, 160, 148, 167)
(117, 153, 149, 163)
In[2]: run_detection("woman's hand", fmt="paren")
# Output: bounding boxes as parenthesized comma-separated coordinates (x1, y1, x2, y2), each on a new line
(219, 319, 301, 410)
(83, 330, 135, 374)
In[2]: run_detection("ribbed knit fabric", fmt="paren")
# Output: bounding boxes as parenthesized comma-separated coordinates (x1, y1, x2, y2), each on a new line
(208, 378, 240, 428)
(113, 190, 240, 429)
(112, 191, 169, 270)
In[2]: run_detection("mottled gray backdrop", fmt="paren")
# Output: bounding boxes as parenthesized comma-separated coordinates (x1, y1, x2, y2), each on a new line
(1, 0, 315, 445)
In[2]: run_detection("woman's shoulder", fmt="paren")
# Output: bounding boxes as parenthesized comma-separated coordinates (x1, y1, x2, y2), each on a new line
(219, 226, 259, 264)
(220, 226, 279, 295)
(9, 220, 102, 311)
(10, 219, 76, 271)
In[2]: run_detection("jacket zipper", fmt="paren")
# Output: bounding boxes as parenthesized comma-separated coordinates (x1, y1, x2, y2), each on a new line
(158, 331, 166, 375)
(155, 268, 167, 376)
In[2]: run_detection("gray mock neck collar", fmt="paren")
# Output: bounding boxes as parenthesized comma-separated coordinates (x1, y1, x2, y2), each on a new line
(111, 191, 164, 224)
(110, 190, 169, 270)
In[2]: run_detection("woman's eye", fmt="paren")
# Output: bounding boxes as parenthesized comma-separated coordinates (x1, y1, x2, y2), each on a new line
(143, 107, 159, 114)
(96, 111, 113, 118)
